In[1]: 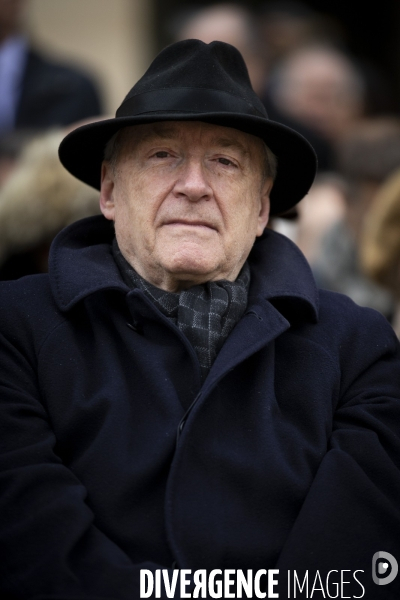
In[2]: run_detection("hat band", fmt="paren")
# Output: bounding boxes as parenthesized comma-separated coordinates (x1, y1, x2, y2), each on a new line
(116, 88, 266, 119)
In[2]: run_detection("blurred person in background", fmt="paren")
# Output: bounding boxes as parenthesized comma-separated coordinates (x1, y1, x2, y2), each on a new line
(0, 0, 102, 133)
(293, 172, 347, 263)
(264, 25, 397, 297)
(0, 128, 101, 279)
(309, 118, 400, 318)
(258, 1, 344, 68)
(267, 44, 366, 149)
(257, 5, 350, 172)
(258, 1, 395, 117)
(361, 166, 400, 337)
(256, 5, 355, 174)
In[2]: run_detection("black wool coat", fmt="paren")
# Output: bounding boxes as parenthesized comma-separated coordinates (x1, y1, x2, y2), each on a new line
(0, 215, 399, 599)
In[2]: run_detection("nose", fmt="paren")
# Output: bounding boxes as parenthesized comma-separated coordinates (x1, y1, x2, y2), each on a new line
(173, 158, 212, 202)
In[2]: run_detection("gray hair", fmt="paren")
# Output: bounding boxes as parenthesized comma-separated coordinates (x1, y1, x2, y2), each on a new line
(262, 142, 277, 182)
(103, 127, 277, 182)
(103, 130, 124, 172)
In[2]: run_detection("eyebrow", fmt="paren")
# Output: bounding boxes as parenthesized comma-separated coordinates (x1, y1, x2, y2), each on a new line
(139, 127, 250, 156)
(210, 137, 250, 156)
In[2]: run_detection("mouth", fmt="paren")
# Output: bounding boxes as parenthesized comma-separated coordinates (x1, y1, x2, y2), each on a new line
(164, 220, 217, 231)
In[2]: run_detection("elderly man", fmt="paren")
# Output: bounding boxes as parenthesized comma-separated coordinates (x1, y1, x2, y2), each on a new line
(0, 40, 399, 599)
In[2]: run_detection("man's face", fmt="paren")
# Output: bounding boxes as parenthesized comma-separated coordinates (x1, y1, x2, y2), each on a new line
(100, 121, 272, 291)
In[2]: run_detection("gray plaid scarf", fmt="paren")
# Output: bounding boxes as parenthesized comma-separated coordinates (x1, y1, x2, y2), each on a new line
(112, 240, 250, 382)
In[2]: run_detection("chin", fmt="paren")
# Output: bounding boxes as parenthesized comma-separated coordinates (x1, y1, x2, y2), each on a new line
(167, 262, 217, 281)
(160, 242, 221, 276)
(162, 254, 221, 283)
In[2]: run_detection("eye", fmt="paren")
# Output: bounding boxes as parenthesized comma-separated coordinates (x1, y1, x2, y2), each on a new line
(153, 151, 170, 158)
(217, 157, 237, 167)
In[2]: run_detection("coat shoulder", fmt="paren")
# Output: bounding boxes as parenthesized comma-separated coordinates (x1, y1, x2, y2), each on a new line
(313, 288, 399, 374)
(317, 288, 395, 339)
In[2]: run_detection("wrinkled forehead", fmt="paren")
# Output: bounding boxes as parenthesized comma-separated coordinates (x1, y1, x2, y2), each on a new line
(116, 120, 265, 156)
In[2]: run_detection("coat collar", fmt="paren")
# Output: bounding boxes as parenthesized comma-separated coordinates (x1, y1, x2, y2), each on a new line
(249, 226, 319, 323)
(49, 215, 319, 323)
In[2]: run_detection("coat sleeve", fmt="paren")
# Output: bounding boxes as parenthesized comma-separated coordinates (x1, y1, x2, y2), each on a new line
(0, 326, 175, 600)
(276, 303, 400, 599)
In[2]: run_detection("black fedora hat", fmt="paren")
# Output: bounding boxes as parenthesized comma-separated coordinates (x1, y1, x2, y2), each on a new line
(59, 39, 317, 216)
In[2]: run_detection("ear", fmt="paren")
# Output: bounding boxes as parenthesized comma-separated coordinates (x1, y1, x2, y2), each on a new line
(99, 161, 116, 221)
(256, 177, 273, 236)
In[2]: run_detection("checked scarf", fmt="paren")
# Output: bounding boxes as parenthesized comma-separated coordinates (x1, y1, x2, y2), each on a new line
(112, 239, 250, 382)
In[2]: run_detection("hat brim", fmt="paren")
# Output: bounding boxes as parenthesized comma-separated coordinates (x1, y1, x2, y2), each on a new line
(58, 112, 317, 216)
